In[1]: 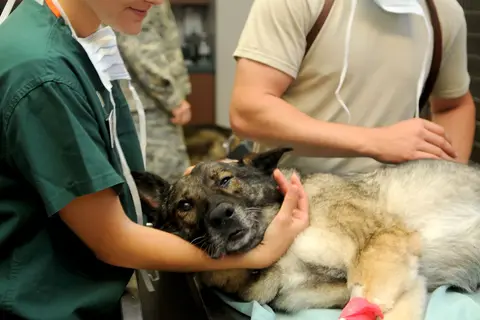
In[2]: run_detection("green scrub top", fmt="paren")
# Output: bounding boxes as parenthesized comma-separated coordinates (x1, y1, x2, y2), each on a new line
(0, 1, 145, 319)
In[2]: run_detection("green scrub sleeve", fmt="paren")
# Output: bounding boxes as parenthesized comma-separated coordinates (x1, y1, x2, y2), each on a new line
(4, 80, 125, 216)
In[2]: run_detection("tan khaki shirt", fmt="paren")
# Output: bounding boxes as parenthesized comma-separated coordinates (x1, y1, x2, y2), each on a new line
(234, 0, 470, 174)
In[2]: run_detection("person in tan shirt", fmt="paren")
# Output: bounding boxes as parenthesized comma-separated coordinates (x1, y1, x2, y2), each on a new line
(230, 0, 475, 175)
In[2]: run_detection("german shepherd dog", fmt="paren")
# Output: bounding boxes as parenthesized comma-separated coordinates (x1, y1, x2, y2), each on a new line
(133, 148, 480, 319)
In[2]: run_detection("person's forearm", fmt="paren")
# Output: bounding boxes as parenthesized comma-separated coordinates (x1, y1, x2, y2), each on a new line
(230, 91, 375, 158)
(431, 100, 475, 163)
(100, 221, 247, 272)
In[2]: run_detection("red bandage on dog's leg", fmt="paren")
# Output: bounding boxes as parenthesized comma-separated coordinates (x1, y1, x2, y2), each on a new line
(338, 297, 384, 320)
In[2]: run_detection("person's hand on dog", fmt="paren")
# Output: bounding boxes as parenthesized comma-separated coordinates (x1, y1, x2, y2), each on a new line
(370, 118, 458, 163)
(170, 100, 192, 125)
(241, 169, 309, 269)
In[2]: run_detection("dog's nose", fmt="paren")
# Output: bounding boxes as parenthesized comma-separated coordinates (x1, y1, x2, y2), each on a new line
(208, 203, 235, 228)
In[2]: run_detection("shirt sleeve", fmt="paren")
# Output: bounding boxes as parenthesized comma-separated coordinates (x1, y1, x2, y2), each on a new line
(233, 0, 319, 79)
(116, 2, 190, 112)
(431, 4, 470, 99)
(4, 80, 125, 216)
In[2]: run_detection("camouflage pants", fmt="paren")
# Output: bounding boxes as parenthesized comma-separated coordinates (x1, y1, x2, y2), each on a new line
(131, 107, 190, 183)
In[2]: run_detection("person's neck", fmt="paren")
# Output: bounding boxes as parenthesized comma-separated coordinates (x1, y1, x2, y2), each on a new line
(56, 0, 101, 38)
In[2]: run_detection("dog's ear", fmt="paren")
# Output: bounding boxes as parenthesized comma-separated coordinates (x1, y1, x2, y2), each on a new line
(239, 147, 293, 174)
(131, 171, 170, 211)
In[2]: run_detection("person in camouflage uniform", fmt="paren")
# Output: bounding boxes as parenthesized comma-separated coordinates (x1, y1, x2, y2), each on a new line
(117, 0, 191, 183)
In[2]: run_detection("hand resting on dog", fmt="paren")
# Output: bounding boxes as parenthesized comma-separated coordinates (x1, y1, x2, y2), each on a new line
(58, 159, 309, 272)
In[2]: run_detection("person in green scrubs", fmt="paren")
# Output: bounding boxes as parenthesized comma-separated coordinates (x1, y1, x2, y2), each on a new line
(0, 0, 310, 319)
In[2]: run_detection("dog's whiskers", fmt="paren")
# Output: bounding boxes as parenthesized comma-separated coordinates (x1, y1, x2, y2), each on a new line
(245, 207, 261, 213)
(190, 235, 206, 245)
(200, 242, 207, 251)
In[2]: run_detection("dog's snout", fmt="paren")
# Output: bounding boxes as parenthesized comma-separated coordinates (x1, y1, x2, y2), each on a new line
(208, 203, 235, 227)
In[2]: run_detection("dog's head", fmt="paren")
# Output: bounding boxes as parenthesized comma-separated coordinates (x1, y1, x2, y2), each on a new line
(133, 147, 293, 259)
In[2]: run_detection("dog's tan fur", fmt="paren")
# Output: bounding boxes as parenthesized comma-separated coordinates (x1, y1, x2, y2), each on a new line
(182, 124, 241, 165)
(134, 148, 480, 319)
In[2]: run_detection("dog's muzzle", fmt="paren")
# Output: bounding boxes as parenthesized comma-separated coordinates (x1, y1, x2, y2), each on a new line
(207, 203, 247, 242)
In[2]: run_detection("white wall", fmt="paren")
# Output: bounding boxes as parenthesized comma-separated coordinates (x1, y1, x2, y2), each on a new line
(214, 0, 253, 127)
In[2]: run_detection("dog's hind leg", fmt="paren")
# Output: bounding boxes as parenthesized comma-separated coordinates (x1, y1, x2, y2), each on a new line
(382, 276, 427, 320)
(346, 229, 425, 318)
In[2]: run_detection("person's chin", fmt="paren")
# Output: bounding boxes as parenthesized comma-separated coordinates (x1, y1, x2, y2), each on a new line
(117, 22, 143, 36)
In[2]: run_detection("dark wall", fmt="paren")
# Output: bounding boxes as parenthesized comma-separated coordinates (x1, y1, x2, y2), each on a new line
(0, 0, 21, 12)
(458, 0, 480, 162)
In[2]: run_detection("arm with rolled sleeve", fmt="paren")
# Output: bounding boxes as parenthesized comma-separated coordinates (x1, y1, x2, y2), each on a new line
(229, 0, 374, 158)
(429, 3, 475, 163)
(3, 76, 309, 273)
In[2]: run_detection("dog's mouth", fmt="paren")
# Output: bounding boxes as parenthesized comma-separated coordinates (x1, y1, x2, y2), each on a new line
(202, 207, 265, 259)
(228, 229, 247, 242)
(205, 227, 258, 259)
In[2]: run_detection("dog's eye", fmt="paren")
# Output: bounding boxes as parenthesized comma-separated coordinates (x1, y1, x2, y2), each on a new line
(219, 176, 232, 188)
(177, 200, 193, 212)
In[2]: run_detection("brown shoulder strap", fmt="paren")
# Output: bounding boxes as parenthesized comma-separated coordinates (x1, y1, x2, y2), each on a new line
(305, 0, 335, 56)
(419, 0, 442, 110)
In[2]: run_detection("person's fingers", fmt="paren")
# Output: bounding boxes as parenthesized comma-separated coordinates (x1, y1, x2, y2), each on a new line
(183, 165, 195, 175)
(290, 173, 308, 213)
(170, 103, 188, 124)
(422, 119, 446, 136)
(273, 169, 290, 195)
(179, 105, 192, 125)
(414, 151, 441, 161)
(276, 184, 299, 222)
(183, 110, 192, 125)
(174, 108, 184, 124)
(178, 113, 186, 125)
(422, 131, 457, 159)
(184, 110, 192, 124)
(418, 142, 451, 161)
(443, 131, 453, 145)
(170, 109, 181, 124)
(422, 121, 456, 153)
(290, 173, 302, 192)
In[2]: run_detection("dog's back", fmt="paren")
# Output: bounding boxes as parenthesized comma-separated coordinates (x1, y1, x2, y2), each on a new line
(369, 160, 480, 291)
(289, 159, 480, 293)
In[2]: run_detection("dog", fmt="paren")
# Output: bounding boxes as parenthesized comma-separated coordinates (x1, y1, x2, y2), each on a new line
(133, 148, 480, 319)
(182, 124, 242, 165)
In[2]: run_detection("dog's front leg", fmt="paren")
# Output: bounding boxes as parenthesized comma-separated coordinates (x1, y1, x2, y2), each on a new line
(346, 230, 426, 320)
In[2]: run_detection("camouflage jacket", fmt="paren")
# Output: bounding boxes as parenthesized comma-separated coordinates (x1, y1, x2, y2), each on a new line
(117, 1, 191, 112)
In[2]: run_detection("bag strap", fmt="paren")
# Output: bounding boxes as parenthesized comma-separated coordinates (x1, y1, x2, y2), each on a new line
(419, 0, 442, 110)
(305, 0, 335, 56)
(304, 0, 442, 111)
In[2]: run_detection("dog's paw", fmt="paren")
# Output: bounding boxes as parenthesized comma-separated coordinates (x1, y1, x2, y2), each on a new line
(349, 283, 364, 298)
(371, 297, 394, 314)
